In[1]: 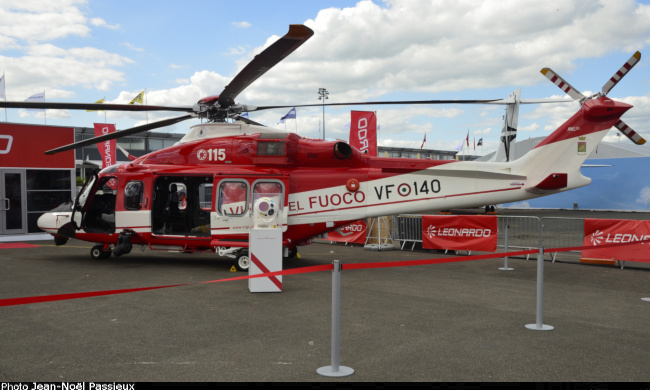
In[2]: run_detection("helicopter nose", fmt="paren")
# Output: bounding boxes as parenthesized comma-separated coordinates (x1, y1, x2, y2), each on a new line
(37, 212, 57, 234)
(37, 212, 71, 234)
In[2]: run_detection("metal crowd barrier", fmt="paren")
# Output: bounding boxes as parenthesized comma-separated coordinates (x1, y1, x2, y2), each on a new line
(392, 214, 586, 262)
(539, 217, 584, 261)
(392, 215, 422, 250)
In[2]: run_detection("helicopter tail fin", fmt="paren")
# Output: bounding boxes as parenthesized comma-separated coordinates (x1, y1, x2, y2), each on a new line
(512, 97, 633, 194)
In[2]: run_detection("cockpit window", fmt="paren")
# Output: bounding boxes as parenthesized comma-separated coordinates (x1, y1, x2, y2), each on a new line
(257, 141, 286, 156)
(124, 181, 144, 210)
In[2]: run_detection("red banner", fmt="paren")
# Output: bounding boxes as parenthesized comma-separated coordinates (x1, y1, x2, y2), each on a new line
(422, 215, 497, 252)
(582, 219, 650, 263)
(327, 219, 367, 244)
(94, 123, 116, 169)
(349, 111, 377, 156)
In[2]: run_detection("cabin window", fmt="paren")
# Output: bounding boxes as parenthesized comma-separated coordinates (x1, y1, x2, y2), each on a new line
(257, 141, 286, 156)
(124, 181, 144, 210)
(151, 175, 212, 236)
(199, 183, 212, 211)
(217, 181, 248, 216)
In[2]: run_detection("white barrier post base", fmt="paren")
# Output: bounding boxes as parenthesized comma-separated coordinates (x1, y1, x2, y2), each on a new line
(317, 365, 355, 378)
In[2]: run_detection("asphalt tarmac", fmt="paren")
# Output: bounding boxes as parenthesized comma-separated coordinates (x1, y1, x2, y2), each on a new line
(1, 209, 649, 382)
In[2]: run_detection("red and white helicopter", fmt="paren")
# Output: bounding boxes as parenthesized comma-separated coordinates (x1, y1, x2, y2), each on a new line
(1, 25, 644, 270)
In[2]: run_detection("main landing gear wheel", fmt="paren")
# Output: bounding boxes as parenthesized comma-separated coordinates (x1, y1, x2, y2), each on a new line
(235, 252, 250, 272)
(90, 245, 111, 260)
(285, 246, 298, 259)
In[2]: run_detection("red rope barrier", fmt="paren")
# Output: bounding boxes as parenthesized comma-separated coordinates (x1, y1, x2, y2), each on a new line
(2, 237, 648, 308)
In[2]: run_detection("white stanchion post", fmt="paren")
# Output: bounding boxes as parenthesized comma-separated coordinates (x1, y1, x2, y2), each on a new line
(525, 246, 554, 331)
(317, 260, 354, 377)
(499, 224, 514, 271)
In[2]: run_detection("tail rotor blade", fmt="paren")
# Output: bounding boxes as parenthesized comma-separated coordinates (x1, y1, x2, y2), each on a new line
(615, 120, 646, 145)
(540, 68, 585, 100)
(602, 51, 641, 96)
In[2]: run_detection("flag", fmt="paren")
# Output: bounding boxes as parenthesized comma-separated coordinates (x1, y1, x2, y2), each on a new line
(86, 98, 105, 112)
(279, 107, 296, 123)
(466, 130, 469, 147)
(241, 112, 249, 118)
(129, 91, 144, 105)
(349, 111, 377, 156)
(420, 133, 426, 149)
(474, 137, 475, 151)
(25, 92, 45, 111)
(0, 75, 5, 99)
(94, 123, 116, 169)
(477, 138, 483, 147)
(454, 141, 463, 151)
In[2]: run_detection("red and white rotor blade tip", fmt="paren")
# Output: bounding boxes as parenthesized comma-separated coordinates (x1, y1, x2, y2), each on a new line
(602, 51, 641, 96)
(615, 119, 646, 145)
(540, 68, 584, 100)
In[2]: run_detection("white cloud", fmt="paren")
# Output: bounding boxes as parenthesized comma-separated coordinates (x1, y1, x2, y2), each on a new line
(226, 46, 248, 56)
(1, 45, 133, 98)
(636, 186, 650, 205)
(519, 123, 540, 132)
(0, 1, 133, 99)
(90, 17, 120, 30)
(121, 42, 144, 52)
(232, 21, 251, 28)
(0, 0, 90, 46)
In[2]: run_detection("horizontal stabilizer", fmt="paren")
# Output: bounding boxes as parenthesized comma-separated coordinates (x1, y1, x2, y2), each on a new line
(526, 173, 567, 194)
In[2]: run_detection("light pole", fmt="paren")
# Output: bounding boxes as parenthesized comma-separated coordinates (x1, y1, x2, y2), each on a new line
(318, 88, 329, 140)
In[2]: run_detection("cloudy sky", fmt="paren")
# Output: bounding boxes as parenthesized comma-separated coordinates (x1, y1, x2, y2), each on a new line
(1, 0, 650, 155)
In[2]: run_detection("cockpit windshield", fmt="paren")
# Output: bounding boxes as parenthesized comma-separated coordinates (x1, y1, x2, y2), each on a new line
(76, 173, 97, 210)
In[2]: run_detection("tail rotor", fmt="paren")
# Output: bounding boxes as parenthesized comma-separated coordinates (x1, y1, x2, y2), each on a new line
(540, 51, 645, 145)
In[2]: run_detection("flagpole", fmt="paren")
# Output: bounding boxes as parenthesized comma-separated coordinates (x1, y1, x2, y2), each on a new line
(145, 88, 148, 124)
(43, 90, 46, 125)
(2, 72, 6, 122)
(375, 111, 379, 156)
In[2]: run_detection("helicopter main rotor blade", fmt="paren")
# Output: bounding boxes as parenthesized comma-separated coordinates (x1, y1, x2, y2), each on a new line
(250, 99, 503, 111)
(0, 101, 193, 112)
(232, 115, 266, 127)
(602, 51, 641, 96)
(44, 114, 194, 155)
(218, 24, 314, 108)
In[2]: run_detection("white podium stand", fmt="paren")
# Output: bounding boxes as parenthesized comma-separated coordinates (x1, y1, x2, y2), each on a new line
(249, 229, 283, 292)
(249, 195, 283, 293)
